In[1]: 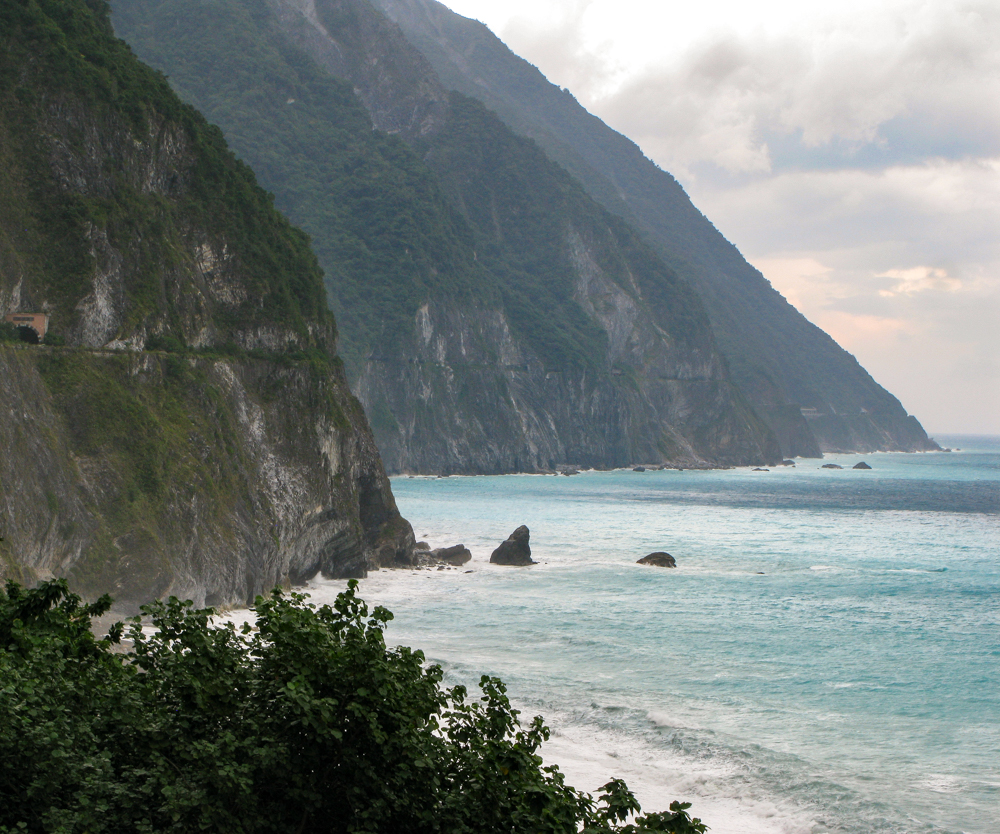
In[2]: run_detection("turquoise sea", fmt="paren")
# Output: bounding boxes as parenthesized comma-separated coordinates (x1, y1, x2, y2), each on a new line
(302, 437, 999, 834)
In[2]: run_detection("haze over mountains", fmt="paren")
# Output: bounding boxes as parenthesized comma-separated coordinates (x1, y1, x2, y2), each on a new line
(110, 0, 938, 470)
(371, 0, 942, 458)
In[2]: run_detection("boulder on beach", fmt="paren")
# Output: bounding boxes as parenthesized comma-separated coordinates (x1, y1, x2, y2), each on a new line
(431, 544, 472, 565)
(637, 552, 676, 568)
(490, 525, 535, 565)
(780, 460, 795, 466)
(633, 466, 646, 472)
(821, 464, 843, 469)
(853, 461, 872, 470)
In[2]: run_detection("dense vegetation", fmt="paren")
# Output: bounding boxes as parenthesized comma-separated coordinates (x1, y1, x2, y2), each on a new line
(110, 0, 712, 375)
(378, 0, 940, 454)
(421, 94, 712, 363)
(111, 0, 491, 373)
(0, 0, 329, 346)
(0, 579, 707, 834)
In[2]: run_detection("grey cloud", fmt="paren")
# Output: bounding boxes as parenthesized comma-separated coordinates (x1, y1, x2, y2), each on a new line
(586, 1, 1000, 176)
(500, 0, 618, 99)
(493, 0, 1000, 430)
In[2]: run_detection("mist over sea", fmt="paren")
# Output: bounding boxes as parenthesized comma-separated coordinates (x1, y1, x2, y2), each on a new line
(302, 437, 999, 834)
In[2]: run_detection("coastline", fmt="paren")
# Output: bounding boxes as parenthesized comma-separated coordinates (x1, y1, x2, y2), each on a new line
(373, 446, 998, 834)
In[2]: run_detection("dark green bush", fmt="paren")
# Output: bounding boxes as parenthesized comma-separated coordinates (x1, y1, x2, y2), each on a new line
(0, 579, 707, 834)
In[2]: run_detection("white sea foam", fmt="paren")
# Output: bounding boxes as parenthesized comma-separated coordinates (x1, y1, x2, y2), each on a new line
(211, 444, 1000, 834)
(538, 719, 819, 834)
(913, 775, 965, 794)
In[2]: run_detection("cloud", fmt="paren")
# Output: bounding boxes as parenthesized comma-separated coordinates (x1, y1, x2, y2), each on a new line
(454, 0, 1000, 431)
(699, 160, 1000, 433)
(694, 158, 1000, 267)
(498, 0, 624, 99)
(523, 0, 1000, 177)
(877, 267, 962, 297)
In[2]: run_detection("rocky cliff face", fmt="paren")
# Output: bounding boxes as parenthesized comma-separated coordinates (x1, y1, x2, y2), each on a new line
(265, 0, 449, 137)
(0, 0, 413, 606)
(0, 347, 412, 609)
(111, 0, 782, 474)
(357, 296, 776, 473)
(371, 0, 941, 458)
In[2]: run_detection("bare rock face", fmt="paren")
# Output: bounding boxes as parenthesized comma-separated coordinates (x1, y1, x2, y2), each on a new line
(0, 3, 414, 609)
(0, 347, 416, 611)
(430, 544, 472, 565)
(489, 526, 534, 566)
(373, 0, 942, 460)
(637, 552, 676, 568)
(357, 300, 780, 475)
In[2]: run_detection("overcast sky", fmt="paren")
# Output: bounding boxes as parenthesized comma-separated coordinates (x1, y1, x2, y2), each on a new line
(439, 0, 1000, 435)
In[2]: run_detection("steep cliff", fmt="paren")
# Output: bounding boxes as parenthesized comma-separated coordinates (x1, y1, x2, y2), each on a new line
(111, 0, 781, 473)
(371, 0, 941, 458)
(0, 0, 413, 607)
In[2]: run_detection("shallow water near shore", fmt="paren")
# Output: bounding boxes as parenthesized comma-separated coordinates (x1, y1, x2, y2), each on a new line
(302, 436, 999, 834)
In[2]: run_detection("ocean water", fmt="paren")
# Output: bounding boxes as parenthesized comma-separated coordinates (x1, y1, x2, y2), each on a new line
(300, 437, 999, 834)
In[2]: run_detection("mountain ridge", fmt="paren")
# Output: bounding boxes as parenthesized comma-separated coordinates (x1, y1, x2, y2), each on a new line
(372, 0, 939, 457)
(112, 0, 783, 474)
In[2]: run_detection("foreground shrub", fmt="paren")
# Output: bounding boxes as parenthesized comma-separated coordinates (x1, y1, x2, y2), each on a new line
(0, 579, 706, 834)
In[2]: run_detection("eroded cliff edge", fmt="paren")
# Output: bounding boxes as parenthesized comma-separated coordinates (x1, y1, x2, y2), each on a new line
(0, 0, 413, 606)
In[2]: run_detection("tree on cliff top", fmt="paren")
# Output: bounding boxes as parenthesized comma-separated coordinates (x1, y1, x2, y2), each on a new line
(0, 579, 706, 834)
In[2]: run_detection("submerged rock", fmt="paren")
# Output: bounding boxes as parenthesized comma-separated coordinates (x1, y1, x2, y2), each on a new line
(853, 461, 873, 470)
(821, 464, 843, 469)
(637, 552, 676, 568)
(490, 526, 534, 565)
(753, 467, 770, 471)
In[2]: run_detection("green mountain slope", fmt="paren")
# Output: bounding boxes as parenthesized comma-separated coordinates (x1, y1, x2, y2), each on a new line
(111, 0, 781, 473)
(110, 0, 490, 375)
(373, 0, 940, 457)
(0, 0, 414, 605)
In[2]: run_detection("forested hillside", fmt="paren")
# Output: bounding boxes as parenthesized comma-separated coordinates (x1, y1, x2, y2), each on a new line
(0, 0, 414, 605)
(112, 0, 781, 473)
(374, 0, 940, 457)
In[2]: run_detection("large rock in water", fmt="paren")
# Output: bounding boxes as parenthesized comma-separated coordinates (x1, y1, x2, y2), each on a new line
(430, 544, 472, 565)
(853, 461, 873, 470)
(489, 526, 534, 565)
(637, 552, 676, 568)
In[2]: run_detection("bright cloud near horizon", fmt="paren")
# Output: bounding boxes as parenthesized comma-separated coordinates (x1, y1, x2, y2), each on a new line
(438, 0, 1000, 435)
